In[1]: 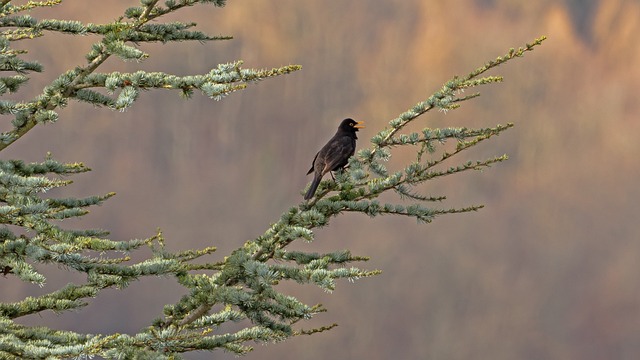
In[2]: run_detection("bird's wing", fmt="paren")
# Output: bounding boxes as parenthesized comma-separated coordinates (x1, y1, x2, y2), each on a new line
(322, 137, 355, 173)
(306, 152, 319, 175)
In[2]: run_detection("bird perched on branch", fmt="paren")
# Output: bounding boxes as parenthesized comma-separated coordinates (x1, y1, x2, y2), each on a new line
(304, 118, 364, 200)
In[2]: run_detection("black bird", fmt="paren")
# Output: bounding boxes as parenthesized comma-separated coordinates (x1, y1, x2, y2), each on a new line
(304, 118, 364, 200)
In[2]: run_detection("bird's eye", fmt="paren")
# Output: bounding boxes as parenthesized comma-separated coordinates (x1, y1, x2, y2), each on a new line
(349, 123, 354, 126)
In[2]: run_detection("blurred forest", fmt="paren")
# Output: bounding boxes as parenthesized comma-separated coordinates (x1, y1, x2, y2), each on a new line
(3, 0, 640, 359)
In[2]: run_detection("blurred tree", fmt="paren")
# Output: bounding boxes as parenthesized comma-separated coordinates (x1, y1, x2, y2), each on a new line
(0, 0, 545, 358)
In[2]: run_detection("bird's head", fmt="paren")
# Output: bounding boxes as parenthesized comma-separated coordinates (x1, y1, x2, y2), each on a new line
(339, 118, 365, 133)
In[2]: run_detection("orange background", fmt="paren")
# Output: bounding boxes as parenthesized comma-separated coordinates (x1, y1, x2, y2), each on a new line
(3, 1, 640, 359)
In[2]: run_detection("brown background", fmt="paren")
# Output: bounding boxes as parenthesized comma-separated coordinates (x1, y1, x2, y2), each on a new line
(3, 0, 640, 359)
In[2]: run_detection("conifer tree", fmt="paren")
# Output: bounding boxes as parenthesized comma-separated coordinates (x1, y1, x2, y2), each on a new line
(0, 0, 545, 358)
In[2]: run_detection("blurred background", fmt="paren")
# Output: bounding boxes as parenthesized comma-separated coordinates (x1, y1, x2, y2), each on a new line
(3, 0, 640, 359)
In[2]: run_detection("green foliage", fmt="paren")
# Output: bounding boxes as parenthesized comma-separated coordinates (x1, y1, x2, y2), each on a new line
(0, 0, 299, 150)
(306, 38, 546, 220)
(0, 0, 546, 357)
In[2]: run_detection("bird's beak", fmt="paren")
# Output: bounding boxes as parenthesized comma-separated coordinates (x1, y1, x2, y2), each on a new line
(354, 121, 365, 129)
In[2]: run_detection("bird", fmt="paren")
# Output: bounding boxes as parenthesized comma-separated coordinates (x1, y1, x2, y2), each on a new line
(304, 118, 364, 200)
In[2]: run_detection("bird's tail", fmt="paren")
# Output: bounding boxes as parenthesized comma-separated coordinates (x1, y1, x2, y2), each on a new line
(304, 174, 322, 200)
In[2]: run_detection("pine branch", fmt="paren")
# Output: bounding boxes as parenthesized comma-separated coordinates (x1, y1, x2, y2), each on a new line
(0, 0, 294, 150)
(368, 36, 546, 159)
